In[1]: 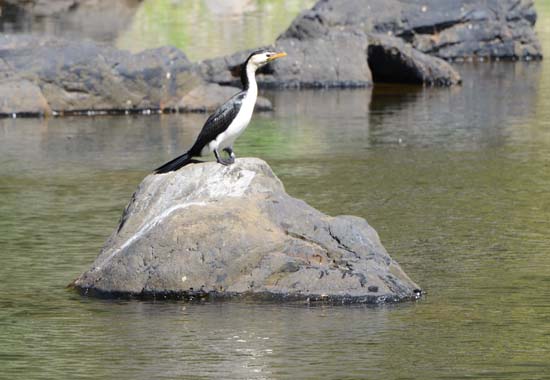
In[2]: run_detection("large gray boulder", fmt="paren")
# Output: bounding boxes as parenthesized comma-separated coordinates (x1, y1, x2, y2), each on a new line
(197, 29, 374, 88)
(73, 158, 421, 304)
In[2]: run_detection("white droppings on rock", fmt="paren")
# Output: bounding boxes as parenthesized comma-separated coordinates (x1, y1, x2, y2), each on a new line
(96, 201, 206, 270)
(94, 162, 260, 270)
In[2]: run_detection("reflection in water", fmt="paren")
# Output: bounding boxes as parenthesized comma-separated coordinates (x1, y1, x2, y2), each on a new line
(368, 63, 543, 150)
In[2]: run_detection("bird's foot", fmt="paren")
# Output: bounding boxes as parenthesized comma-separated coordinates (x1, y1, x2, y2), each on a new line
(217, 158, 233, 166)
(214, 149, 234, 166)
(223, 148, 236, 164)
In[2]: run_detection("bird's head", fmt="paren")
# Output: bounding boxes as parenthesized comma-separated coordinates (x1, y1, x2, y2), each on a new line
(245, 50, 287, 70)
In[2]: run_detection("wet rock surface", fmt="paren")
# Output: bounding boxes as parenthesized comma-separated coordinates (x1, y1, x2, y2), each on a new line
(73, 158, 421, 304)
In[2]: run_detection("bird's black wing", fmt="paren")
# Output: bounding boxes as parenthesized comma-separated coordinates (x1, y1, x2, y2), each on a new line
(188, 91, 246, 156)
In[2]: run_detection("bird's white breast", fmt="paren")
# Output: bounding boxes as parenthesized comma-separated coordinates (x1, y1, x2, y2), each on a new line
(214, 89, 257, 150)
(203, 63, 259, 156)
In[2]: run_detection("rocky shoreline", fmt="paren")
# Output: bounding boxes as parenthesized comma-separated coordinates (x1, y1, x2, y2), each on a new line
(0, 35, 272, 117)
(0, 0, 542, 117)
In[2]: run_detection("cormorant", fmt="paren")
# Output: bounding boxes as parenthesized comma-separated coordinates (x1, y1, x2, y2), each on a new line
(154, 50, 287, 174)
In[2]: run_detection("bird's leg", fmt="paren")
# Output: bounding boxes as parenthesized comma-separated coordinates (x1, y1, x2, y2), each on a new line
(214, 149, 232, 166)
(223, 147, 236, 164)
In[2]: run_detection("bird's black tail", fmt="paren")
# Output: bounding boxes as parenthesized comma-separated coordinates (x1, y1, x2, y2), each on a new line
(154, 152, 193, 174)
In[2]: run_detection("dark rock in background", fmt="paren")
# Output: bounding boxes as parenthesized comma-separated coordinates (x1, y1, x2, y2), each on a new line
(0, 34, 273, 116)
(0, 0, 543, 114)
(178, 83, 272, 113)
(284, 0, 542, 61)
(199, 0, 540, 88)
(367, 34, 462, 86)
(0, 35, 206, 116)
(198, 30, 373, 88)
(72, 158, 421, 303)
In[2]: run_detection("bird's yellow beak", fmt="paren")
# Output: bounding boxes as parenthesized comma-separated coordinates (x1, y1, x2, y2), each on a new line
(267, 52, 287, 62)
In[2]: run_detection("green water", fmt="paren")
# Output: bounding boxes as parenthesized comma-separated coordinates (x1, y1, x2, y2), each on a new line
(1, 1, 550, 379)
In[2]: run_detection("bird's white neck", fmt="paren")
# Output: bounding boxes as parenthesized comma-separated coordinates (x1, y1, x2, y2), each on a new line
(243, 63, 258, 97)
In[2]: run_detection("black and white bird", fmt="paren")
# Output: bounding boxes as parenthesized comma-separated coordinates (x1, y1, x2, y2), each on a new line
(154, 50, 287, 174)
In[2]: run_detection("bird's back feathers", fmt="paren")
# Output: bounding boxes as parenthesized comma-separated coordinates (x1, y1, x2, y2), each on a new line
(153, 91, 246, 174)
(187, 91, 246, 156)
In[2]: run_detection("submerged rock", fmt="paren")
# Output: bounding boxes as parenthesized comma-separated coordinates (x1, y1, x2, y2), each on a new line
(73, 158, 421, 304)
